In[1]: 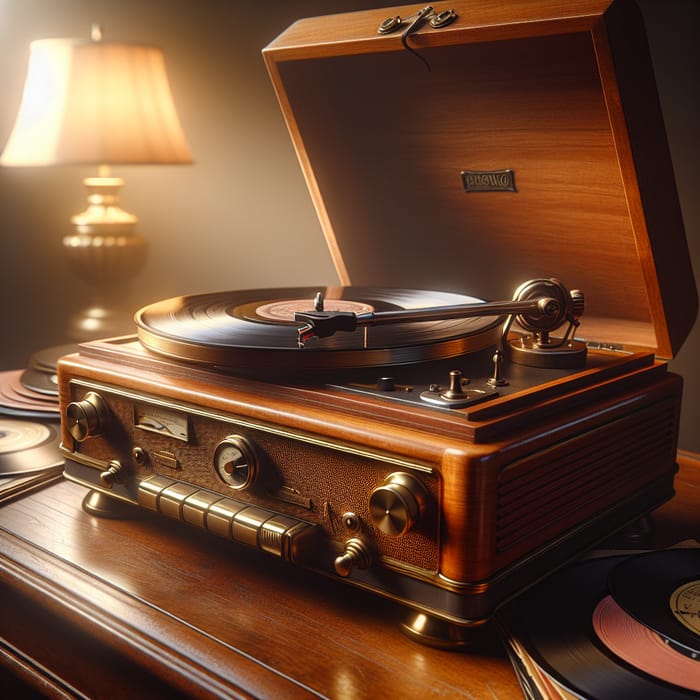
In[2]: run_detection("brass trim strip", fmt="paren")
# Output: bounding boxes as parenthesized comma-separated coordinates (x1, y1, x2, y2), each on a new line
(67, 378, 435, 474)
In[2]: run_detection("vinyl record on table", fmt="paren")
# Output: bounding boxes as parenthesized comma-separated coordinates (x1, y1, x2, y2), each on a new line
(28, 343, 78, 373)
(6, 370, 57, 404)
(593, 593, 700, 693)
(0, 370, 60, 420)
(608, 548, 700, 658)
(20, 366, 59, 397)
(496, 554, 700, 699)
(0, 418, 62, 476)
(135, 286, 503, 370)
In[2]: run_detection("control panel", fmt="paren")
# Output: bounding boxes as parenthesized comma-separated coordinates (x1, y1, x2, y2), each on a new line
(63, 380, 441, 579)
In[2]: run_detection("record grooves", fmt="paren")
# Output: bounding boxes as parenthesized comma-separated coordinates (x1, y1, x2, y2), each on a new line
(0, 418, 62, 476)
(0, 369, 60, 419)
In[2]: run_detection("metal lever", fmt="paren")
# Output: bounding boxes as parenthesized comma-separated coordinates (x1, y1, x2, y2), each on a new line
(398, 6, 436, 72)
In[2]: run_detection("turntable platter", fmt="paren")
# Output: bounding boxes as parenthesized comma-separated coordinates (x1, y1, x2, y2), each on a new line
(135, 287, 503, 370)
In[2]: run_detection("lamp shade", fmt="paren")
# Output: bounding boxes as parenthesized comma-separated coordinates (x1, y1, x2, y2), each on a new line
(1, 38, 192, 166)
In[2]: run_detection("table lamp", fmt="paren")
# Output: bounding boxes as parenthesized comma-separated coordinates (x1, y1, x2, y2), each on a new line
(1, 25, 192, 340)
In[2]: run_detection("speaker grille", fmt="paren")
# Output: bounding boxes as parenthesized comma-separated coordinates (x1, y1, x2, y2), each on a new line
(495, 397, 678, 555)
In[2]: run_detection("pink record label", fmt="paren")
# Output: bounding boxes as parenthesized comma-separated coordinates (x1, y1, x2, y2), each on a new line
(255, 298, 374, 322)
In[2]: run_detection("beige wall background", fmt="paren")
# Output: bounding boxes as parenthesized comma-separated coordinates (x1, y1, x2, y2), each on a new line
(1, 0, 698, 450)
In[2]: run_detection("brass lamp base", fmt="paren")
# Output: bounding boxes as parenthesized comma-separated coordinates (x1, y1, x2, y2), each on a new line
(63, 171, 147, 340)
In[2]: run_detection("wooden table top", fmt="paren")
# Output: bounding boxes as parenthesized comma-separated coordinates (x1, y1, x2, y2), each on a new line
(1, 451, 698, 699)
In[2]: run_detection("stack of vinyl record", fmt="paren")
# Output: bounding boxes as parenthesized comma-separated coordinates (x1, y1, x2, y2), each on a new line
(0, 344, 72, 481)
(496, 548, 700, 699)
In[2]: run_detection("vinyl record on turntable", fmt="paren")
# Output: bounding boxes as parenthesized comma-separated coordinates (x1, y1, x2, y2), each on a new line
(0, 418, 62, 476)
(135, 287, 504, 370)
(496, 552, 700, 699)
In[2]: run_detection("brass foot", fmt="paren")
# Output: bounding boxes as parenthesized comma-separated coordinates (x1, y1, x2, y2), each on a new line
(400, 612, 484, 650)
(82, 489, 136, 519)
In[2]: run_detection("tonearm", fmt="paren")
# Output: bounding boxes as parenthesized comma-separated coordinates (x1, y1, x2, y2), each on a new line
(295, 278, 586, 368)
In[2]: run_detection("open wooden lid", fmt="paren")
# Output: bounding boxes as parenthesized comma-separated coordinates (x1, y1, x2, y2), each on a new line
(264, 0, 697, 358)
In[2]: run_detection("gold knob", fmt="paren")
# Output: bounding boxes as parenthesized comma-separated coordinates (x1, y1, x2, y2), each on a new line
(334, 537, 372, 577)
(369, 472, 428, 537)
(66, 392, 107, 442)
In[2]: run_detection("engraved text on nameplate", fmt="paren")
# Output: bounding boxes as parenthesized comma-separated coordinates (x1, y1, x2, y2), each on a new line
(461, 169, 516, 192)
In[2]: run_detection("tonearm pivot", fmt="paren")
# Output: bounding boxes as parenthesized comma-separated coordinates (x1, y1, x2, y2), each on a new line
(503, 278, 586, 368)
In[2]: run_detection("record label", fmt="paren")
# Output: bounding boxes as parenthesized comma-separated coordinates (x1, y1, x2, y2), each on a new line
(671, 581, 700, 638)
(254, 298, 374, 322)
(609, 548, 700, 659)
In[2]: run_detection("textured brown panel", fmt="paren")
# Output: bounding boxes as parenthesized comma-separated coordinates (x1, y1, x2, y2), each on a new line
(68, 382, 441, 572)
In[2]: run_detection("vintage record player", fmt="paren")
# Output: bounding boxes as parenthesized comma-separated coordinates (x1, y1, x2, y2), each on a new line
(57, 0, 697, 646)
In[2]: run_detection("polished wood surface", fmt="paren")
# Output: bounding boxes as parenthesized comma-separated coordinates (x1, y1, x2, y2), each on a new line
(1, 453, 698, 698)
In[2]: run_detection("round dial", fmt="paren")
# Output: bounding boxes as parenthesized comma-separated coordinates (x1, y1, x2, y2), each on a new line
(66, 392, 107, 442)
(368, 472, 428, 537)
(214, 435, 257, 490)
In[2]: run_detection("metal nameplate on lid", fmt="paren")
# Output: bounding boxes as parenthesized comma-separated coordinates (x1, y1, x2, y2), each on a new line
(461, 169, 516, 193)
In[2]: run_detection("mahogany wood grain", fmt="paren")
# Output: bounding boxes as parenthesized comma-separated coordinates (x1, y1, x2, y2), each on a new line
(263, 0, 697, 359)
(0, 453, 697, 698)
